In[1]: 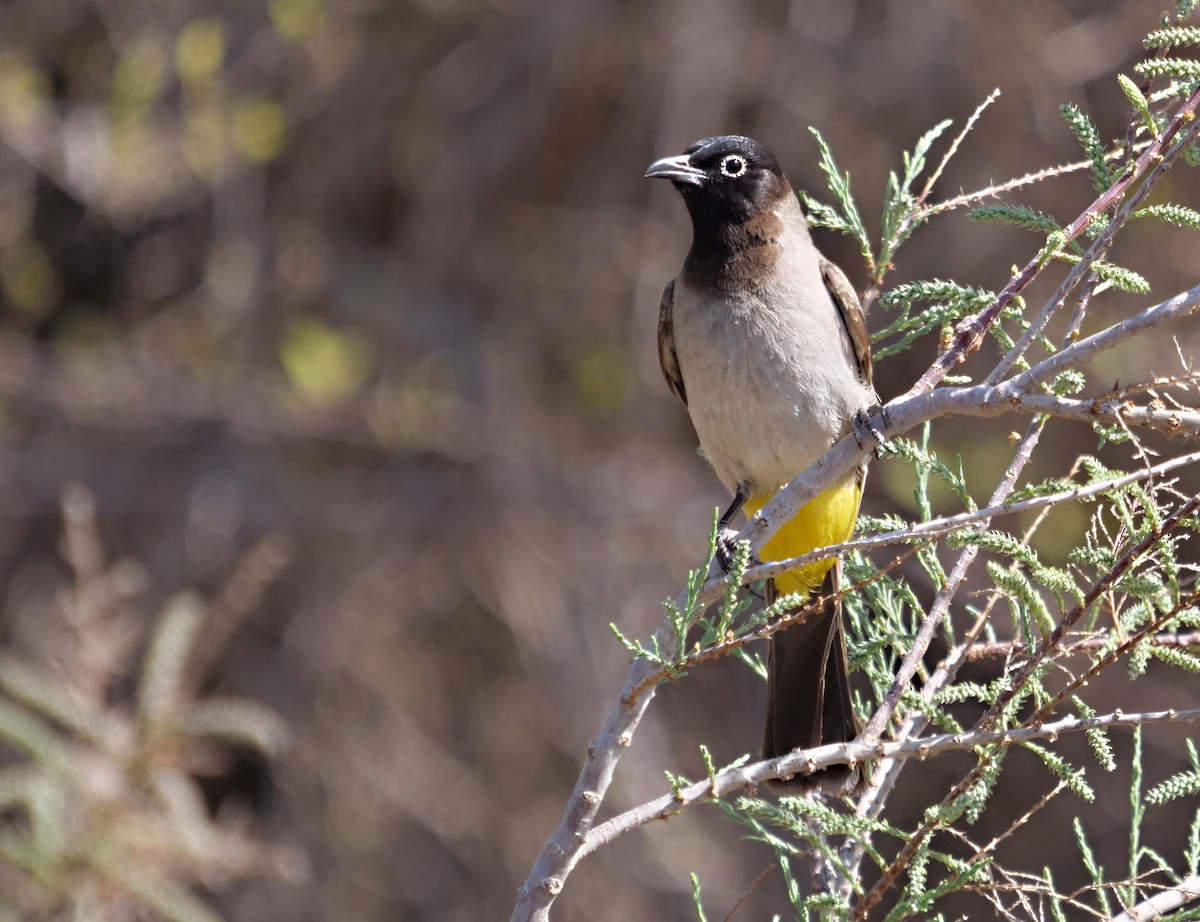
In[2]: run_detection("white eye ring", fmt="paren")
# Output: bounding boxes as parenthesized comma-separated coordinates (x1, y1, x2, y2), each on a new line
(720, 155, 747, 178)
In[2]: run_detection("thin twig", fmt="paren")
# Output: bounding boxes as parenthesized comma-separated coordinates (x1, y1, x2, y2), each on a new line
(919, 155, 1129, 220)
(915, 89, 1002, 210)
(962, 630, 1200, 660)
(722, 864, 775, 922)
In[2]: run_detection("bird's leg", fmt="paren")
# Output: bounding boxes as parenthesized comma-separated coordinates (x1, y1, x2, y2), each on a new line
(716, 487, 768, 600)
(715, 488, 748, 574)
(853, 403, 892, 458)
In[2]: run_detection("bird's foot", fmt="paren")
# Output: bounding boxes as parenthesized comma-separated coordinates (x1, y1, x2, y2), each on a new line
(715, 527, 745, 574)
(715, 528, 766, 600)
(853, 404, 892, 458)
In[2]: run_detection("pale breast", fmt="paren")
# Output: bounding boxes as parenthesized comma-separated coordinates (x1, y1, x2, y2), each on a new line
(671, 259, 870, 496)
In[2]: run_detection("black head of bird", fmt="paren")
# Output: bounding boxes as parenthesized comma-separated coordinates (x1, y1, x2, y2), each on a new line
(645, 135, 790, 226)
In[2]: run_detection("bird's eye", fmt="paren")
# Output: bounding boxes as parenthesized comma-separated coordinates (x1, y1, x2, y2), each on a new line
(720, 155, 747, 178)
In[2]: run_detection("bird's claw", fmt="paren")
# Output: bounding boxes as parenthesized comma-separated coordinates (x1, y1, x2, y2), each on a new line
(853, 404, 892, 458)
(715, 528, 766, 601)
(715, 527, 743, 574)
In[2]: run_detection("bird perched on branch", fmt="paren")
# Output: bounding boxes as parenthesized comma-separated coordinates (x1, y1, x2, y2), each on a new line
(646, 135, 874, 794)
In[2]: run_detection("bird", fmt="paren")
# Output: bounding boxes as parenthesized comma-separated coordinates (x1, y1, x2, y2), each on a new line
(645, 135, 875, 794)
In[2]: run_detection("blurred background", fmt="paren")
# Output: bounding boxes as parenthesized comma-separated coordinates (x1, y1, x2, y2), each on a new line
(0, 0, 1197, 919)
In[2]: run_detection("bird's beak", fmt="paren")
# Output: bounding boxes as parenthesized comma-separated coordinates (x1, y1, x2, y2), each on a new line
(645, 154, 706, 186)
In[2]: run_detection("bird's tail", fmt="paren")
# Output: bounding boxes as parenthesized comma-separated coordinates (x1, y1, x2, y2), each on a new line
(762, 564, 863, 795)
(745, 480, 865, 794)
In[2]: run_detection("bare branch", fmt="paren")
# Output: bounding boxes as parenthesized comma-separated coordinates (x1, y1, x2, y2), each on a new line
(999, 283, 1200, 396)
(1110, 875, 1200, 922)
(578, 706, 1200, 859)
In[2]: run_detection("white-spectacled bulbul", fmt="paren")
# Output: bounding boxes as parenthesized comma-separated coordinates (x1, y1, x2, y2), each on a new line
(646, 135, 874, 794)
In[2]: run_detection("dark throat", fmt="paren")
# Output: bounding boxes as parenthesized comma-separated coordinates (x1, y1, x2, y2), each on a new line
(682, 209, 783, 293)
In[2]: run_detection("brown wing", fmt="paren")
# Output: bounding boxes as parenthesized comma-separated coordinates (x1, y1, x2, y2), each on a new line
(820, 257, 872, 388)
(657, 279, 687, 405)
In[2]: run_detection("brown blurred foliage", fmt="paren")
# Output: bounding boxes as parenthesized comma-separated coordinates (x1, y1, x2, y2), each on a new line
(0, 1, 1197, 919)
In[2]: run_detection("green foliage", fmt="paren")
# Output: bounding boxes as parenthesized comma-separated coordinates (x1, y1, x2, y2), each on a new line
(1070, 255, 1152, 293)
(805, 127, 873, 269)
(1144, 26, 1200, 49)
(1118, 73, 1160, 137)
(1060, 102, 1114, 191)
(875, 280, 995, 360)
(1072, 696, 1117, 772)
(969, 203, 1061, 233)
(1074, 817, 1114, 917)
(959, 747, 1007, 825)
(878, 120, 954, 270)
(1133, 202, 1200, 227)
(613, 515, 718, 669)
(884, 425, 974, 511)
(0, 497, 297, 920)
(689, 873, 710, 922)
(1051, 368, 1086, 395)
(1146, 769, 1200, 805)
(1134, 56, 1200, 78)
(988, 560, 1054, 642)
(1024, 743, 1095, 801)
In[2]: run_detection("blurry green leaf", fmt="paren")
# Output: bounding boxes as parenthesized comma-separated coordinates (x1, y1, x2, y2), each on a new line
(1, 237, 60, 320)
(231, 98, 286, 163)
(113, 36, 168, 113)
(139, 592, 204, 726)
(572, 343, 631, 416)
(806, 127, 872, 267)
(175, 19, 225, 84)
(182, 97, 229, 178)
(181, 698, 289, 757)
(0, 52, 50, 128)
(270, 0, 326, 43)
(367, 359, 458, 448)
(280, 317, 369, 404)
